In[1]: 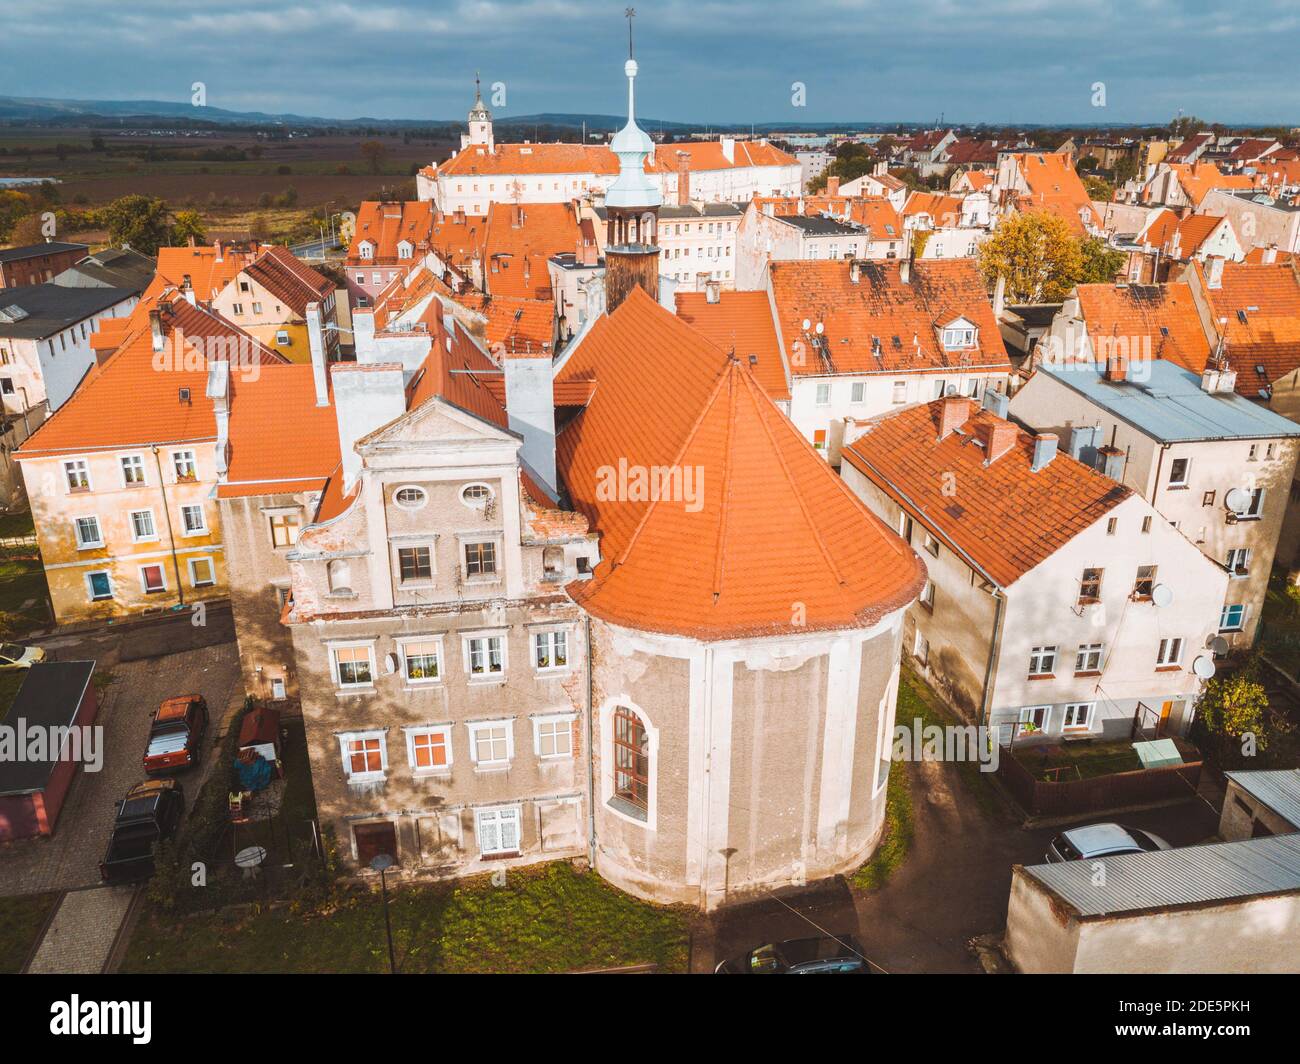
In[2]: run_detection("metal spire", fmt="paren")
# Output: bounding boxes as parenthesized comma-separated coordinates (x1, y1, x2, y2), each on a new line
(626, 8, 635, 58)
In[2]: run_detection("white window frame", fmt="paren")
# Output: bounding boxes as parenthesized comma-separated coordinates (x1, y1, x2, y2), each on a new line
(338, 729, 387, 782)
(1234, 487, 1265, 520)
(814, 380, 831, 406)
(463, 632, 506, 679)
(404, 725, 453, 775)
(850, 380, 866, 404)
(1167, 457, 1190, 488)
(1028, 645, 1056, 677)
(466, 719, 514, 767)
(475, 804, 522, 856)
(139, 563, 167, 595)
(64, 458, 91, 492)
(1062, 702, 1094, 731)
(532, 712, 576, 759)
(120, 454, 145, 486)
(330, 641, 377, 690)
(1226, 547, 1251, 577)
(1075, 642, 1104, 673)
(1219, 604, 1247, 632)
(188, 555, 216, 588)
(891, 380, 907, 404)
(129, 508, 158, 543)
(73, 514, 103, 549)
(1156, 637, 1184, 667)
(85, 569, 113, 602)
(172, 449, 198, 481)
(180, 503, 207, 536)
(393, 484, 428, 511)
(1018, 705, 1050, 731)
(398, 636, 443, 685)
(532, 628, 571, 672)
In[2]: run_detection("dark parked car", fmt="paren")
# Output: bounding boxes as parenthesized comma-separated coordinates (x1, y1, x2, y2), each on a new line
(99, 779, 185, 884)
(715, 934, 872, 974)
(1044, 822, 1172, 864)
(143, 695, 209, 776)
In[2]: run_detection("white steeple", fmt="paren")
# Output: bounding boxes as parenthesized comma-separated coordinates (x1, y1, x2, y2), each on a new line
(605, 18, 660, 210)
(464, 73, 494, 152)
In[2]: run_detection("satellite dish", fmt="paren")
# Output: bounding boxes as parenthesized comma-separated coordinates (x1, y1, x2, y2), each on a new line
(383, 653, 398, 675)
(1193, 656, 1217, 680)
(1151, 583, 1173, 607)
(815, 322, 825, 335)
(801, 318, 811, 331)
(1224, 487, 1249, 512)
(1209, 635, 1230, 655)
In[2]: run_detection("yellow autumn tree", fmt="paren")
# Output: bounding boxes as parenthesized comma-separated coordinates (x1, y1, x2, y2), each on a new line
(977, 211, 1084, 304)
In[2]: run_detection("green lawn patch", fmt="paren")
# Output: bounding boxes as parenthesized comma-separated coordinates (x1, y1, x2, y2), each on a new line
(123, 862, 691, 974)
(0, 892, 59, 974)
(0, 557, 52, 638)
(850, 747, 912, 891)
(1011, 739, 1143, 781)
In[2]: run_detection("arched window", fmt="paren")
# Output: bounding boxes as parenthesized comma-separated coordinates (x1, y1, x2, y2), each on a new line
(613, 707, 649, 814)
(327, 559, 352, 595)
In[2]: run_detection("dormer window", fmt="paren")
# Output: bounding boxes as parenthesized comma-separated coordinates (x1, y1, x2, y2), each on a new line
(397, 241, 413, 260)
(358, 241, 374, 261)
(941, 318, 977, 350)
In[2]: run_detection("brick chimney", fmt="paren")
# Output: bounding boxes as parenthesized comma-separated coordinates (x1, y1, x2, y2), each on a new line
(937, 395, 969, 439)
(1104, 352, 1128, 382)
(512, 204, 525, 229)
(676, 151, 691, 206)
(978, 418, 1019, 465)
(705, 279, 721, 304)
(827, 175, 841, 197)
(213, 239, 223, 263)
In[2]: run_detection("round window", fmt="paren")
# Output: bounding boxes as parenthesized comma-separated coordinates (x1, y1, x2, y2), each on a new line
(394, 486, 427, 510)
(461, 483, 493, 507)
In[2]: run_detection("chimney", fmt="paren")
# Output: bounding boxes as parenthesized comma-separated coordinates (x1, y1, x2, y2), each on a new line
(149, 308, 165, 352)
(850, 259, 862, 284)
(1264, 245, 1278, 264)
(512, 204, 524, 229)
(978, 419, 1019, 466)
(874, 160, 887, 176)
(331, 363, 407, 495)
(937, 395, 969, 439)
(981, 388, 1009, 418)
(1104, 352, 1128, 382)
(992, 274, 1006, 319)
(1030, 432, 1058, 472)
(1098, 444, 1126, 481)
(676, 151, 691, 206)
(503, 349, 556, 494)
(827, 175, 841, 197)
(206, 359, 230, 479)
(1169, 229, 1182, 260)
(721, 137, 735, 164)
(705, 279, 721, 304)
(187, 235, 197, 248)
(1068, 424, 1101, 463)
(213, 239, 223, 263)
(899, 256, 911, 284)
(1206, 255, 1225, 289)
(306, 301, 330, 407)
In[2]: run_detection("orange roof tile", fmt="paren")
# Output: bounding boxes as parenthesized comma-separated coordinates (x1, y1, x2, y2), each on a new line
(435, 139, 794, 180)
(769, 258, 1011, 377)
(242, 245, 334, 318)
(675, 289, 789, 402)
(1074, 282, 1212, 374)
(346, 201, 436, 265)
(554, 287, 924, 640)
(1168, 162, 1260, 207)
(155, 242, 257, 301)
(1190, 259, 1300, 396)
(902, 191, 965, 227)
(843, 399, 1131, 588)
(483, 202, 579, 301)
(1007, 152, 1102, 234)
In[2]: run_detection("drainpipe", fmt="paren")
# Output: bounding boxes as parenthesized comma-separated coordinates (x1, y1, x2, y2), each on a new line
(978, 589, 1006, 731)
(584, 614, 596, 867)
(151, 444, 185, 607)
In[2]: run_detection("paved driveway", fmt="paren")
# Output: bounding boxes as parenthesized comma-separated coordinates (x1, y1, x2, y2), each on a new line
(705, 755, 1222, 974)
(0, 642, 242, 897)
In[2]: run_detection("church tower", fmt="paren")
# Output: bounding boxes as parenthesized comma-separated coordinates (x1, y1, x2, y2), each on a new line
(463, 74, 494, 152)
(603, 15, 661, 313)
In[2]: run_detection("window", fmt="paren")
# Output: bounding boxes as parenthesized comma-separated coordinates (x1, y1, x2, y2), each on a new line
(850, 381, 866, 404)
(1222, 548, 1250, 578)
(1156, 637, 1183, 667)
(406, 727, 451, 773)
(942, 326, 975, 349)
(120, 455, 145, 485)
(394, 486, 427, 510)
(397, 546, 433, 584)
(189, 556, 215, 588)
(140, 564, 166, 594)
(231, 302, 243, 315)
(1106, 518, 1117, 535)
(464, 541, 497, 577)
(1062, 703, 1093, 731)
(64, 459, 90, 492)
(1141, 515, 1152, 533)
(129, 509, 157, 542)
(932, 378, 949, 399)
(462, 483, 492, 507)
(891, 380, 907, 404)
(475, 806, 521, 856)
(180, 504, 206, 535)
(1233, 487, 1265, 520)
(1028, 645, 1056, 677)
(1220, 604, 1247, 632)
(332, 644, 374, 688)
(467, 721, 512, 766)
(401, 639, 440, 682)
(270, 513, 300, 548)
(276, 330, 290, 346)
(74, 515, 102, 549)
(86, 570, 112, 601)
(1133, 565, 1156, 600)
(1075, 643, 1103, 673)
(919, 580, 935, 610)
(613, 707, 650, 815)
(1267, 443, 1276, 460)
(923, 532, 940, 558)
(466, 635, 504, 677)
(172, 450, 197, 481)
(534, 714, 575, 758)
(815, 381, 831, 406)
(1248, 444, 1258, 461)
(1018, 706, 1049, 731)
(533, 629, 568, 670)
(1167, 457, 1189, 488)
(1202, 491, 1216, 507)
(341, 733, 386, 780)
(1078, 567, 1103, 605)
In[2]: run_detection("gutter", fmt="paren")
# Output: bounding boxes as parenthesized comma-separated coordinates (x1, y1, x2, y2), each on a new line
(151, 444, 185, 608)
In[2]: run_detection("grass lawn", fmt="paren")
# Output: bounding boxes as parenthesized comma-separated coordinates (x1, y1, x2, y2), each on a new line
(0, 892, 59, 974)
(0, 510, 35, 540)
(1011, 739, 1143, 781)
(122, 862, 692, 974)
(0, 557, 52, 637)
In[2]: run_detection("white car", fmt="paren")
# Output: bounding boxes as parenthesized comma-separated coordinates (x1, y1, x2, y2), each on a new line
(1044, 822, 1172, 863)
(0, 642, 46, 668)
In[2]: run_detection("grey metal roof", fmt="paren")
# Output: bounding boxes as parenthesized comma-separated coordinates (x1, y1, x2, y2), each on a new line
(0, 660, 96, 796)
(1041, 358, 1300, 442)
(0, 241, 87, 264)
(53, 247, 155, 293)
(1226, 769, 1300, 829)
(1023, 833, 1300, 917)
(0, 284, 137, 339)
(780, 214, 863, 235)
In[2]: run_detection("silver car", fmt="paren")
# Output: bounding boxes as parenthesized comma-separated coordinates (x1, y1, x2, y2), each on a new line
(1044, 822, 1172, 863)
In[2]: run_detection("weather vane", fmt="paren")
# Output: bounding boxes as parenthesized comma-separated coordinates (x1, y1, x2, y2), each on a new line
(626, 7, 636, 59)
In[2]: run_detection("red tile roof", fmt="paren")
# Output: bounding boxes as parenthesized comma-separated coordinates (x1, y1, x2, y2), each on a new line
(1166, 162, 1260, 207)
(902, 191, 966, 227)
(242, 245, 334, 318)
(768, 258, 1011, 377)
(675, 289, 789, 402)
(1074, 282, 1213, 374)
(346, 201, 436, 265)
(843, 398, 1131, 588)
(483, 202, 579, 300)
(1189, 259, 1300, 396)
(1006, 152, 1102, 234)
(554, 287, 924, 640)
(154, 242, 257, 301)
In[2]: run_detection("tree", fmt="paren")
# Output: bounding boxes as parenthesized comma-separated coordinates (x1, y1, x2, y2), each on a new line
(977, 212, 1083, 303)
(1081, 173, 1114, 201)
(359, 139, 388, 174)
(98, 194, 173, 254)
(1077, 237, 1126, 285)
(1197, 670, 1272, 752)
(169, 210, 207, 246)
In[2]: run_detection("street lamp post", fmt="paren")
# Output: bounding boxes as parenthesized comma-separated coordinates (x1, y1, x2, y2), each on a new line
(370, 853, 397, 974)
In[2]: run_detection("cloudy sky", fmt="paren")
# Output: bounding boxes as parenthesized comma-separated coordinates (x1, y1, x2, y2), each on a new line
(3, 0, 1296, 125)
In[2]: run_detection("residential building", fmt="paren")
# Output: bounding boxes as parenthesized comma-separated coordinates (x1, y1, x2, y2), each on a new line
(0, 242, 88, 288)
(767, 256, 1012, 462)
(53, 247, 156, 293)
(209, 244, 339, 362)
(675, 285, 790, 408)
(344, 201, 437, 306)
(841, 395, 1227, 740)
(1139, 161, 1261, 211)
(613, 202, 742, 292)
(994, 152, 1103, 236)
(1198, 189, 1300, 256)
(736, 210, 870, 290)
(1008, 357, 1300, 646)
